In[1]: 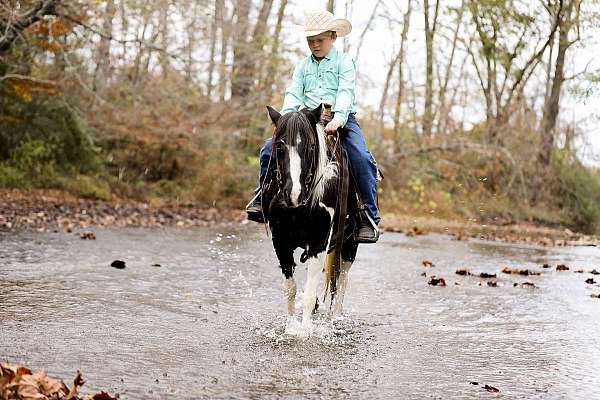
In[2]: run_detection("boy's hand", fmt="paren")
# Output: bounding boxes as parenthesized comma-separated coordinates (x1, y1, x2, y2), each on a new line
(324, 119, 343, 134)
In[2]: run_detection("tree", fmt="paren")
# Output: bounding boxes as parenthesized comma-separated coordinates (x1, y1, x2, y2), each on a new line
(539, 0, 580, 165)
(423, 0, 440, 137)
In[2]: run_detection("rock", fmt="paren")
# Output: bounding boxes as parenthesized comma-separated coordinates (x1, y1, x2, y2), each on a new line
(585, 278, 596, 284)
(556, 264, 569, 271)
(110, 260, 126, 269)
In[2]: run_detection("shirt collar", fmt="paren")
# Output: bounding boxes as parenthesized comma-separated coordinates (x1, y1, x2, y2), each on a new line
(311, 46, 337, 63)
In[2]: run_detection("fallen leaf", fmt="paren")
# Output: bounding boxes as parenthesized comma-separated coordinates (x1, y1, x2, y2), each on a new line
(428, 276, 446, 287)
(455, 269, 470, 276)
(542, 263, 551, 269)
(92, 391, 118, 400)
(421, 259, 434, 267)
(16, 367, 32, 376)
(479, 272, 496, 278)
(501, 267, 541, 276)
(591, 293, 600, 299)
(556, 264, 569, 271)
(66, 370, 84, 400)
(79, 231, 96, 240)
(483, 384, 500, 392)
(406, 226, 424, 236)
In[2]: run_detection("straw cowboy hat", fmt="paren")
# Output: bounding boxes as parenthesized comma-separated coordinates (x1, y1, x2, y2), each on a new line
(293, 10, 352, 37)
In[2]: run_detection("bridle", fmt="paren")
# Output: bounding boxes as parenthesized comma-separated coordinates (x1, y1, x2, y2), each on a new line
(267, 121, 341, 209)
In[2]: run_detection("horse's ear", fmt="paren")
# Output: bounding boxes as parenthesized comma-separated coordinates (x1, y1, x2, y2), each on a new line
(310, 104, 323, 124)
(266, 106, 281, 126)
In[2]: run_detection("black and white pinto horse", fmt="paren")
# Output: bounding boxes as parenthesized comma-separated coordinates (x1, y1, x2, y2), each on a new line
(260, 104, 359, 329)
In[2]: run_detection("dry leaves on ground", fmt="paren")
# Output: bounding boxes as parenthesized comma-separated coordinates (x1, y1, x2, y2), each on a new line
(501, 267, 541, 276)
(0, 362, 116, 400)
(428, 276, 446, 286)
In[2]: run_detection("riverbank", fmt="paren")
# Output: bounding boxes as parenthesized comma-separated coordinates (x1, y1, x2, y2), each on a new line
(0, 189, 597, 246)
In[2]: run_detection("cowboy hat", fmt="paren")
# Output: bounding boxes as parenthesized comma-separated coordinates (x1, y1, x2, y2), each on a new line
(293, 10, 352, 37)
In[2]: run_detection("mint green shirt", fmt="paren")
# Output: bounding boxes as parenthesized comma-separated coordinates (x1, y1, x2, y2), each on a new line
(280, 46, 357, 126)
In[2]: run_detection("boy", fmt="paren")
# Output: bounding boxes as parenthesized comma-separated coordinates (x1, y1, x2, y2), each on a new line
(246, 10, 380, 243)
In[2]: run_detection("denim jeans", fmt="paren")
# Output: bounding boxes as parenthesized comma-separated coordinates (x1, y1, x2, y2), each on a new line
(257, 113, 380, 225)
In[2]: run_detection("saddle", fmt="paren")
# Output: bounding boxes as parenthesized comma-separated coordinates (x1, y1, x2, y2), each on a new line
(319, 103, 381, 236)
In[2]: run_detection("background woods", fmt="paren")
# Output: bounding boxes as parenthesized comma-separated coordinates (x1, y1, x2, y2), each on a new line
(1, 0, 600, 233)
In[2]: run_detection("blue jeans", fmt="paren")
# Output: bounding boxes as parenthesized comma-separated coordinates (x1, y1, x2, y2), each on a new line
(258, 113, 380, 225)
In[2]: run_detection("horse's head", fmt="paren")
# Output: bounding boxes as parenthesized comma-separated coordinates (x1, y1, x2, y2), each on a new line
(266, 105, 323, 208)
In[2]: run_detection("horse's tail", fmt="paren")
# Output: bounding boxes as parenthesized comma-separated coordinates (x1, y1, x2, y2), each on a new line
(325, 134, 350, 304)
(324, 249, 337, 302)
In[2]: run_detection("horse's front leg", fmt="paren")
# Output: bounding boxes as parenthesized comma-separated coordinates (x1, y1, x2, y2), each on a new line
(273, 233, 296, 316)
(302, 252, 325, 328)
(282, 264, 297, 316)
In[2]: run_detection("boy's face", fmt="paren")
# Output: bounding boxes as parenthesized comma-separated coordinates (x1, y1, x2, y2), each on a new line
(306, 31, 336, 59)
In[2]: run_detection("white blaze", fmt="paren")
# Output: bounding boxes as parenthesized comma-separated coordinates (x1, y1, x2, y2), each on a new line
(288, 135, 302, 205)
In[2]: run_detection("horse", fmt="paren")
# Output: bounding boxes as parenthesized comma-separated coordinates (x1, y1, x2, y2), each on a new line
(260, 104, 359, 329)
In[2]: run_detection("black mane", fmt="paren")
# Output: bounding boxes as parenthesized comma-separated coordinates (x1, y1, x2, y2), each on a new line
(273, 111, 319, 161)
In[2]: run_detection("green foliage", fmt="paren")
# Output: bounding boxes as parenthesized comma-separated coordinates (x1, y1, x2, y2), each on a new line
(59, 174, 111, 201)
(9, 136, 58, 185)
(0, 90, 100, 175)
(0, 163, 24, 188)
(552, 152, 600, 233)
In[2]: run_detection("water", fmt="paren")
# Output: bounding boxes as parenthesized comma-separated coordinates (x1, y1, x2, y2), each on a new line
(1, 225, 599, 399)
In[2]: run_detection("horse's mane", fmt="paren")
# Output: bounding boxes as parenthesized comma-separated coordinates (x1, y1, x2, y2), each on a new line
(273, 111, 338, 207)
(274, 112, 317, 150)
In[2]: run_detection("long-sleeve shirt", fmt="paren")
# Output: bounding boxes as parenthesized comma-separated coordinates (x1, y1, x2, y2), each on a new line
(280, 46, 357, 127)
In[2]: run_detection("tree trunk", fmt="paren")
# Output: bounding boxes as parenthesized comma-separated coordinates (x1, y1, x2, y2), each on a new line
(185, 1, 200, 83)
(250, 0, 274, 92)
(436, 0, 464, 135)
(327, 0, 335, 13)
(393, 0, 412, 137)
(539, 0, 577, 165)
(93, 0, 116, 92)
(422, 0, 440, 137)
(230, 0, 252, 100)
(159, 0, 170, 79)
(207, 0, 222, 97)
(218, 2, 232, 102)
(262, 0, 289, 102)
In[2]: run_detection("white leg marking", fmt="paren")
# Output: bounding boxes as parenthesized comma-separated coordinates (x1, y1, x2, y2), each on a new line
(302, 252, 325, 328)
(288, 142, 302, 206)
(333, 260, 353, 315)
(283, 277, 297, 316)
